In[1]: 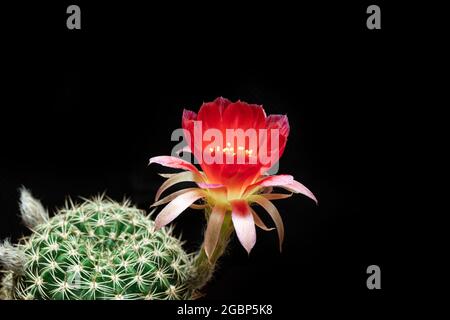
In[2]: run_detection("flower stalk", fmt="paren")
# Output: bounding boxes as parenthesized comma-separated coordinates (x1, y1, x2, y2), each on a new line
(190, 209, 234, 291)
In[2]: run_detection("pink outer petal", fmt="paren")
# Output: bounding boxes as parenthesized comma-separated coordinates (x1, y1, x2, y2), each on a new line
(151, 187, 200, 207)
(248, 195, 285, 251)
(260, 193, 293, 200)
(154, 171, 198, 201)
(281, 180, 318, 204)
(264, 114, 290, 163)
(250, 207, 275, 231)
(243, 174, 294, 195)
(190, 203, 207, 210)
(182, 109, 197, 124)
(204, 204, 227, 260)
(154, 189, 206, 230)
(182, 109, 197, 155)
(196, 182, 225, 189)
(231, 199, 256, 254)
(149, 156, 201, 176)
(266, 114, 290, 138)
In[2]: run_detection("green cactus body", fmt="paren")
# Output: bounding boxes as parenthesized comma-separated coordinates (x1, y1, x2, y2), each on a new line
(3, 196, 194, 300)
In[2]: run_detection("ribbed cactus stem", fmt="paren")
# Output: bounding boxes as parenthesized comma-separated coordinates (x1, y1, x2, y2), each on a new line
(190, 211, 234, 291)
(1, 191, 195, 300)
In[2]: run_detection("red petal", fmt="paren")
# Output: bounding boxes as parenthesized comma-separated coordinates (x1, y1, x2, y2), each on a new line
(222, 101, 266, 132)
(231, 199, 256, 254)
(197, 97, 231, 131)
(149, 156, 201, 176)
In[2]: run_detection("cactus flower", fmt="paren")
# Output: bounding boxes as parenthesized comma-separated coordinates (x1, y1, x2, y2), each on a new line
(150, 97, 317, 260)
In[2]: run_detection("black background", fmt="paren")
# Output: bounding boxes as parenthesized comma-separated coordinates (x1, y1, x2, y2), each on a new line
(0, 0, 431, 316)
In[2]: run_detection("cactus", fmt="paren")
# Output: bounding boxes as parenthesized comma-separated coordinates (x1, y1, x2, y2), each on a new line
(0, 189, 194, 300)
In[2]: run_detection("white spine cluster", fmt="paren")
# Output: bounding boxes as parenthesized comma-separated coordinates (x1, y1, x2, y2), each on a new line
(0, 240, 26, 273)
(19, 187, 49, 229)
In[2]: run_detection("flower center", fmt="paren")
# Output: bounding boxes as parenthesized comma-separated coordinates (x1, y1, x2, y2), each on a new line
(207, 142, 255, 159)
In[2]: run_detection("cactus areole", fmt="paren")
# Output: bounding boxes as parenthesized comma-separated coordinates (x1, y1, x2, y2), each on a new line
(0, 98, 317, 300)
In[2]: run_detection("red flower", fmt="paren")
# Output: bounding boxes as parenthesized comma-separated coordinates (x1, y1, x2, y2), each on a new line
(150, 98, 317, 258)
(182, 97, 290, 198)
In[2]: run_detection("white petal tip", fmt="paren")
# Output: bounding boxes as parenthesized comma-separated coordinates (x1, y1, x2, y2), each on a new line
(241, 239, 256, 255)
(245, 246, 254, 255)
